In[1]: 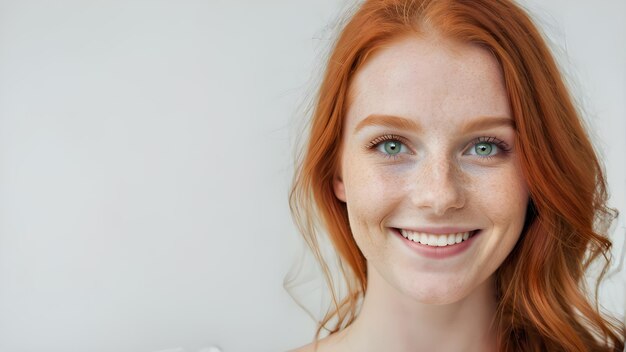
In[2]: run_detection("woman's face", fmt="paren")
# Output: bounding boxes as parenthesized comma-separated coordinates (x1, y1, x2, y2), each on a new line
(333, 35, 529, 304)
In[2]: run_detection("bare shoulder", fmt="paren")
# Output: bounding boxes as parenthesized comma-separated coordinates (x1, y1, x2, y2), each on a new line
(286, 342, 315, 352)
(287, 330, 349, 352)
(287, 340, 325, 352)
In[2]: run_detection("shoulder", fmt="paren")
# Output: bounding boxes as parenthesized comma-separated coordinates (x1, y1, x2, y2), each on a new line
(286, 344, 315, 352)
(287, 330, 349, 352)
(287, 340, 324, 352)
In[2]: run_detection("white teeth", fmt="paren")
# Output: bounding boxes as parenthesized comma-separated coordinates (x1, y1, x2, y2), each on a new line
(399, 229, 473, 247)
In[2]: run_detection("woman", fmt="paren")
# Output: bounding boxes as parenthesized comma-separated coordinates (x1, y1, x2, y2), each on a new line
(287, 0, 625, 351)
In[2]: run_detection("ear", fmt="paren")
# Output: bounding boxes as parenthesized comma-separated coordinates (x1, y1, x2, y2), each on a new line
(333, 174, 346, 202)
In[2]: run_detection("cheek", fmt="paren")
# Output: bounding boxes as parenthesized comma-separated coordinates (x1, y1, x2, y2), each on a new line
(344, 160, 407, 217)
(342, 161, 407, 255)
(469, 165, 529, 232)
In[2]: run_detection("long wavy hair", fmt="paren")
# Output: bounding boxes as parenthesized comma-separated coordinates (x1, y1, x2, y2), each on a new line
(287, 0, 625, 350)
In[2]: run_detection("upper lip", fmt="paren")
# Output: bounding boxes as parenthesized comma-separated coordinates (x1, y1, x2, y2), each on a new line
(395, 227, 478, 234)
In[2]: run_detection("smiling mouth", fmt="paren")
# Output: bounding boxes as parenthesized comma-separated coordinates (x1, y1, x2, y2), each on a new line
(397, 228, 479, 247)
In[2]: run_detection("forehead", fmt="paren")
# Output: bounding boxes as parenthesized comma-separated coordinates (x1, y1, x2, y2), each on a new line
(345, 35, 511, 131)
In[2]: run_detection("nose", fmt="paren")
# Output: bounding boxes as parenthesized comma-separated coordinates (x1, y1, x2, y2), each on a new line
(411, 156, 465, 216)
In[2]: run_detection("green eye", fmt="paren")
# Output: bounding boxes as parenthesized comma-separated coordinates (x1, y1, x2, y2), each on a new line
(465, 137, 510, 159)
(369, 135, 409, 159)
(474, 142, 493, 156)
(383, 140, 402, 155)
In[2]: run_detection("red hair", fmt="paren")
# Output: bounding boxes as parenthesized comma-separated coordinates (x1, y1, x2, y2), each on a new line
(288, 0, 625, 350)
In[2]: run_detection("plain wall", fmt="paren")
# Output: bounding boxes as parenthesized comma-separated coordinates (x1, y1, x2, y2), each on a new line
(0, 1, 624, 351)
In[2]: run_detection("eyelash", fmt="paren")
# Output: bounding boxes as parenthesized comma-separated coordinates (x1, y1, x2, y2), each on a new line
(470, 136, 512, 160)
(365, 134, 411, 160)
(365, 134, 408, 149)
(365, 134, 512, 160)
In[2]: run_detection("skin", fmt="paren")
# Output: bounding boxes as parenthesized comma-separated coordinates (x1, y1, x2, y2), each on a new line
(292, 34, 529, 352)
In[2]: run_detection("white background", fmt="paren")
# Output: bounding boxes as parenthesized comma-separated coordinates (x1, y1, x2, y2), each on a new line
(0, 1, 624, 352)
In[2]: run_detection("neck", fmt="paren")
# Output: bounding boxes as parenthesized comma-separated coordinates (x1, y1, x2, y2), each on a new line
(336, 265, 498, 352)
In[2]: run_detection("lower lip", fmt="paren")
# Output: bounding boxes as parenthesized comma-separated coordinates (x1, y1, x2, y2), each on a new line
(394, 228, 480, 259)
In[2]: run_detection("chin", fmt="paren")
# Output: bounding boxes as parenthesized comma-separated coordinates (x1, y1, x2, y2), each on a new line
(399, 276, 472, 306)
(410, 289, 467, 306)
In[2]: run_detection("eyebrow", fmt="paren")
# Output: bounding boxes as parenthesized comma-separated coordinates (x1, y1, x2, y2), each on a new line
(354, 114, 422, 133)
(353, 114, 514, 134)
(460, 116, 515, 133)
